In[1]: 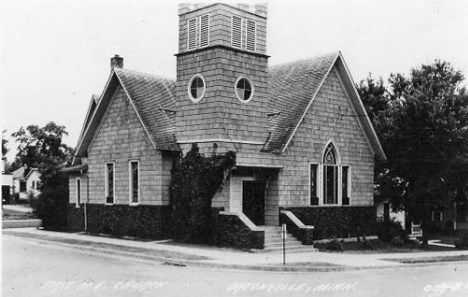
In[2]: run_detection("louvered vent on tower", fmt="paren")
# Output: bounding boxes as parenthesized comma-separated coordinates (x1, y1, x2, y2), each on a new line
(231, 15, 242, 49)
(200, 14, 210, 48)
(246, 19, 256, 51)
(187, 18, 197, 50)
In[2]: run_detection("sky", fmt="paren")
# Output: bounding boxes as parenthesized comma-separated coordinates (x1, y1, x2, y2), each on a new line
(1, 0, 467, 161)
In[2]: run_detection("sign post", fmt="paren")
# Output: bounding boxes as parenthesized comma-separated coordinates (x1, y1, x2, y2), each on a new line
(282, 223, 287, 265)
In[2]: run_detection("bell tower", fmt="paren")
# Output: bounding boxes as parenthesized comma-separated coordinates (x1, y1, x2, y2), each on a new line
(175, 3, 270, 153)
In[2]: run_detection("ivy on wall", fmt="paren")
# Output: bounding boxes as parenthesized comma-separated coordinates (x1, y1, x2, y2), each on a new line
(170, 143, 236, 244)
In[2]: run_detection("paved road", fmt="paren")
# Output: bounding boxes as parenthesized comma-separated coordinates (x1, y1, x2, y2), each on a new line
(3, 235, 468, 297)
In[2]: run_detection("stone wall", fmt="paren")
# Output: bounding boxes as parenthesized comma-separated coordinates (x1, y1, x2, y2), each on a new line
(281, 206, 376, 240)
(68, 203, 172, 239)
(214, 213, 264, 250)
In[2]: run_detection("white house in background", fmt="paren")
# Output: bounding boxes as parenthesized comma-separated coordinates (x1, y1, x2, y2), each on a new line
(1, 157, 13, 204)
(376, 200, 406, 229)
(12, 166, 41, 199)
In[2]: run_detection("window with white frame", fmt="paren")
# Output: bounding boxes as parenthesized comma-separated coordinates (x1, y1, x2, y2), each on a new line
(129, 161, 139, 204)
(188, 74, 206, 102)
(105, 163, 115, 204)
(76, 178, 81, 206)
(187, 14, 210, 50)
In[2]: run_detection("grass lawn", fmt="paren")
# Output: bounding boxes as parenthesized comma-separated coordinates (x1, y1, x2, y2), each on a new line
(384, 254, 468, 264)
(316, 239, 455, 254)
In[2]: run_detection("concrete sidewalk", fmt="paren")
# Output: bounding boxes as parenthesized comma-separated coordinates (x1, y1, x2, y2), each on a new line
(2, 204, 33, 213)
(3, 228, 468, 272)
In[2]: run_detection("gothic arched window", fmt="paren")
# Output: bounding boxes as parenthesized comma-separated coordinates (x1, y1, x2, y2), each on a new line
(323, 143, 338, 204)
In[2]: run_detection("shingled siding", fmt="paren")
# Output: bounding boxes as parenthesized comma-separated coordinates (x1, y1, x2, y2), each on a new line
(268, 68, 375, 224)
(86, 86, 169, 205)
(175, 47, 270, 144)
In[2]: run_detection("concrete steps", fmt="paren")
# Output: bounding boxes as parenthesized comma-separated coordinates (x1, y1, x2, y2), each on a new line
(258, 226, 316, 253)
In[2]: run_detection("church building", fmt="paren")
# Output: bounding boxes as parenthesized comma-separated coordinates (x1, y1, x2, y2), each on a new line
(65, 3, 386, 250)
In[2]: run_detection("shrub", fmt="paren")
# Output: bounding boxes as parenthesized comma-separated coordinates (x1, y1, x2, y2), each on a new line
(375, 217, 406, 242)
(321, 238, 343, 252)
(455, 232, 468, 250)
(30, 171, 69, 231)
(357, 236, 377, 250)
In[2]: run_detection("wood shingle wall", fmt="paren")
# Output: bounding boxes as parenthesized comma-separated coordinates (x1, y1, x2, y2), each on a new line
(84, 87, 170, 206)
(266, 67, 374, 224)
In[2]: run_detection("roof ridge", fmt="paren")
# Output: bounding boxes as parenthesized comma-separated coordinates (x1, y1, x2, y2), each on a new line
(114, 68, 175, 82)
(269, 51, 340, 70)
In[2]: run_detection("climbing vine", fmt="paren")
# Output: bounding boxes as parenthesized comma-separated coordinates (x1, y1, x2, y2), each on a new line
(170, 144, 236, 244)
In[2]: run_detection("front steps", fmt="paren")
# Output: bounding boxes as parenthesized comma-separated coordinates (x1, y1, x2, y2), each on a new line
(257, 226, 316, 253)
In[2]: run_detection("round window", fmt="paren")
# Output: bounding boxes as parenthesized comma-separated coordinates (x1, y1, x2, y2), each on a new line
(235, 77, 254, 102)
(188, 74, 206, 102)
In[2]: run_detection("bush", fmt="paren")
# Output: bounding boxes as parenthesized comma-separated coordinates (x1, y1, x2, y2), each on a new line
(30, 171, 69, 231)
(455, 232, 468, 250)
(320, 238, 343, 252)
(375, 217, 407, 242)
(357, 236, 377, 250)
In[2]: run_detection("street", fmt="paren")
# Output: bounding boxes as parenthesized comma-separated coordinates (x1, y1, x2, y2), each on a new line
(3, 235, 468, 297)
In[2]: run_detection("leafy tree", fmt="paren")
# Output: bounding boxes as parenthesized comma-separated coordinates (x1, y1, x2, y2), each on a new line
(11, 122, 74, 230)
(358, 61, 468, 246)
(2, 130, 9, 158)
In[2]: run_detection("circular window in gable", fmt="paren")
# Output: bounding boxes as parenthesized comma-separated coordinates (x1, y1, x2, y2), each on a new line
(235, 77, 254, 102)
(188, 74, 206, 102)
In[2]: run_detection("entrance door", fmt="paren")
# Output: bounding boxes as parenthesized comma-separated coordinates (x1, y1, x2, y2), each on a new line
(242, 181, 265, 225)
(2, 186, 11, 204)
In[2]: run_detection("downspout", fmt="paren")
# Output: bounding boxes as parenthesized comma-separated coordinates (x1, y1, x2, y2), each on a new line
(81, 170, 89, 233)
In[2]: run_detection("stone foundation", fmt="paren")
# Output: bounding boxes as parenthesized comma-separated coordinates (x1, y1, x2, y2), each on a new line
(280, 206, 375, 240)
(68, 204, 172, 239)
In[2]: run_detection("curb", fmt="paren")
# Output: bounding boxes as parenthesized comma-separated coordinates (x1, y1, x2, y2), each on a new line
(2, 220, 41, 229)
(3, 231, 468, 273)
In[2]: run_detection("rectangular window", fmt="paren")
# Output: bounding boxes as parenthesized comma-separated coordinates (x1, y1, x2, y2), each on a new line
(342, 166, 349, 205)
(76, 178, 81, 206)
(310, 164, 318, 205)
(20, 181, 26, 192)
(105, 163, 114, 204)
(129, 161, 139, 204)
(231, 15, 242, 48)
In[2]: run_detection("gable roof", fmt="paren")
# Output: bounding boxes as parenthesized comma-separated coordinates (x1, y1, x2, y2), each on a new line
(75, 68, 179, 158)
(12, 167, 25, 179)
(263, 51, 386, 160)
(78, 94, 100, 140)
(25, 168, 39, 180)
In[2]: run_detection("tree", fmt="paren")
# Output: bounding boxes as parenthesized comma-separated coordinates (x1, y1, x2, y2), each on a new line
(11, 122, 74, 230)
(358, 61, 468, 246)
(2, 130, 9, 158)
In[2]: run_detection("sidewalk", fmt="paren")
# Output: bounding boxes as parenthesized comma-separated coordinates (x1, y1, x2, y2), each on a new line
(3, 228, 468, 272)
(2, 204, 33, 213)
